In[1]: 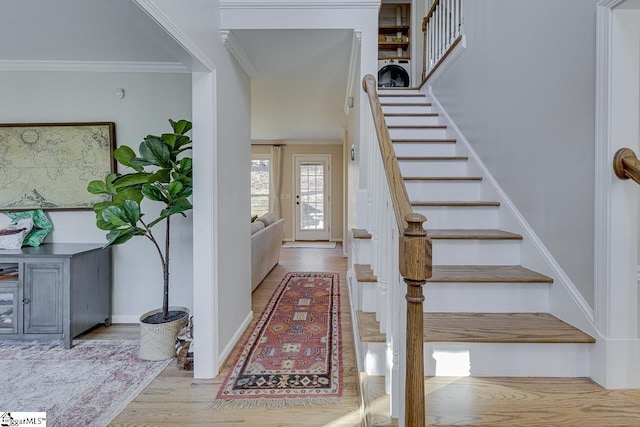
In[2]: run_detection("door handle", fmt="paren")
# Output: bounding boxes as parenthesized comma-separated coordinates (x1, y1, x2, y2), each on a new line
(23, 297, 30, 305)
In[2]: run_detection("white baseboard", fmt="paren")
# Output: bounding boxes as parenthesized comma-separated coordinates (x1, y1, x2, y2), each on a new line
(218, 310, 253, 365)
(110, 315, 140, 324)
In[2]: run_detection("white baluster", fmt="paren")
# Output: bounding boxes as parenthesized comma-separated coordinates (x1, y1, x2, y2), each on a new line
(445, 0, 450, 49)
(459, 0, 464, 34)
(452, 0, 458, 39)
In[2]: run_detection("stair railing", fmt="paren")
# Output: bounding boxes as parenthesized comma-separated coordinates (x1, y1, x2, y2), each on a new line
(362, 74, 432, 426)
(614, 148, 640, 185)
(422, 0, 464, 83)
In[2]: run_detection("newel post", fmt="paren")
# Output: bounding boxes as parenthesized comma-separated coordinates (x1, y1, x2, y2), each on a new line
(399, 213, 432, 426)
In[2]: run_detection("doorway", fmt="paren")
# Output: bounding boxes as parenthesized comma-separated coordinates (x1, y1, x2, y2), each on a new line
(294, 155, 331, 241)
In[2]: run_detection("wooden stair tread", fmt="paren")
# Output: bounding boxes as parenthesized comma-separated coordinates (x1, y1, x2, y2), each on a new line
(357, 311, 595, 344)
(387, 125, 447, 129)
(357, 310, 386, 343)
(354, 264, 377, 283)
(397, 156, 468, 161)
(424, 313, 596, 343)
(412, 201, 501, 207)
(392, 138, 456, 143)
(404, 176, 482, 181)
(379, 93, 425, 97)
(352, 228, 372, 239)
(429, 265, 553, 283)
(381, 102, 432, 107)
(384, 113, 439, 117)
(428, 229, 523, 240)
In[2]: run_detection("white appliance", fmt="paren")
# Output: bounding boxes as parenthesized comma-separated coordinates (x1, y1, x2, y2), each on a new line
(378, 59, 411, 88)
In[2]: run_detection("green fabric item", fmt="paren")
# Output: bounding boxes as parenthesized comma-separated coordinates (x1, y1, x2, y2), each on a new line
(5, 209, 53, 247)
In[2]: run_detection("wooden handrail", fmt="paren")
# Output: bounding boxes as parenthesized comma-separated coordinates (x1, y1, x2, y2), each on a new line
(362, 74, 432, 426)
(362, 74, 414, 232)
(424, 0, 440, 27)
(614, 148, 640, 185)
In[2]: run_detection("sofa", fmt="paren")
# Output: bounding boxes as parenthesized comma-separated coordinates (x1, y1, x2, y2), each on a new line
(250, 213, 284, 291)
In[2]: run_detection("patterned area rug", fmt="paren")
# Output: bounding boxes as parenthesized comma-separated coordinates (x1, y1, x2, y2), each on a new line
(0, 340, 170, 426)
(214, 271, 342, 408)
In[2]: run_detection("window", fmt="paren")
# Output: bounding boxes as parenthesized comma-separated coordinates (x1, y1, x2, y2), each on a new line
(250, 156, 270, 217)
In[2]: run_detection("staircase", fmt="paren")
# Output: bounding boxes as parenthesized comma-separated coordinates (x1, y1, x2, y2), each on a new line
(349, 87, 595, 424)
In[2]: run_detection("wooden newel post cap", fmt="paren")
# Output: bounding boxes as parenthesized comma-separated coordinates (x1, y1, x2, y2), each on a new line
(399, 213, 430, 281)
(404, 213, 427, 237)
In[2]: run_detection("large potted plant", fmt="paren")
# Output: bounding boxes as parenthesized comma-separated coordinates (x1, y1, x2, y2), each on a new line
(88, 119, 193, 360)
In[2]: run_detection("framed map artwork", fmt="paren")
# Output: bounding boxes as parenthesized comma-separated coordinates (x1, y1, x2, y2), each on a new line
(0, 122, 116, 210)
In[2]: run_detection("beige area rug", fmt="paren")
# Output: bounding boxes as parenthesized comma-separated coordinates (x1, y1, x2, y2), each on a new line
(282, 241, 336, 249)
(0, 340, 170, 426)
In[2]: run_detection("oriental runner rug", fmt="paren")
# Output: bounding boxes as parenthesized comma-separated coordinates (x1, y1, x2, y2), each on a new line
(213, 271, 342, 408)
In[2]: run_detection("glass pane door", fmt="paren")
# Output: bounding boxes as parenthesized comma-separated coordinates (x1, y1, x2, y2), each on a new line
(0, 288, 18, 334)
(295, 155, 330, 241)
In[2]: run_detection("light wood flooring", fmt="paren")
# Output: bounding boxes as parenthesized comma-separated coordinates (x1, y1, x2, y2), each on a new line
(80, 245, 640, 426)
(83, 244, 362, 426)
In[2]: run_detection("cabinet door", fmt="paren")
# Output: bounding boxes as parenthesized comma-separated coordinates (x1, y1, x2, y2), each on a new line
(0, 286, 18, 334)
(23, 262, 63, 334)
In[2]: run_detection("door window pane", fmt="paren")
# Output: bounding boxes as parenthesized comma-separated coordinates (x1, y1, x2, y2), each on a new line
(299, 163, 324, 230)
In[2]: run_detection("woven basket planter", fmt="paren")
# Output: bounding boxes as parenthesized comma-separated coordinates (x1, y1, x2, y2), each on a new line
(139, 306, 189, 361)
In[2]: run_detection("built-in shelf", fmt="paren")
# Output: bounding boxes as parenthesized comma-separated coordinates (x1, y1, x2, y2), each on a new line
(379, 42, 410, 50)
(378, 56, 411, 61)
(379, 25, 410, 33)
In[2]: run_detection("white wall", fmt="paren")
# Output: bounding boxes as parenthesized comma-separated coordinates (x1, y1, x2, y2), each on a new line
(430, 0, 599, 308)
(144, 0, 253, 376)
(0, 71, 193, 321)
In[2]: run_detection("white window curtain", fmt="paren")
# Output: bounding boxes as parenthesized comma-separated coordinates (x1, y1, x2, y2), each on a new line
(270, 145, 284, 219)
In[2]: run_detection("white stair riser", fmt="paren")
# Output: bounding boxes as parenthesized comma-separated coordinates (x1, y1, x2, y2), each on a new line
(382, 104, 433, 115)
(359, 283, 377, 312)
(393, 143, 456, 157)
(414, 205, 499, 229)
(389, 128, 447, 139)
(431, 240, 521, 265)
(379, 90, 421, 96)
(385, 115, 440, 126)
(379, 96, 427, 104)
(359, 341, 590, 377)
(405, 180, 481, 201)
(424, 343, 590, 377)
(424, 282, 550, 313)
(362, 342, 386, 376)
(353, 239, 373, 265)
(399, 160, 468, 177)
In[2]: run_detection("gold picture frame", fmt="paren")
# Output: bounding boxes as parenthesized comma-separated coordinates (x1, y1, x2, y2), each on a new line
(0, 122, 116, 210)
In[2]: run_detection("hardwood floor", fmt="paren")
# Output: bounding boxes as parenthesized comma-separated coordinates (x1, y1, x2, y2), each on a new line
(85, 244, 362, 426)
(82, 245, 640, 426)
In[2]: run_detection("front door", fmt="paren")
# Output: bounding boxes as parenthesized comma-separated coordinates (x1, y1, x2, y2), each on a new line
(294, 155, 330, 241)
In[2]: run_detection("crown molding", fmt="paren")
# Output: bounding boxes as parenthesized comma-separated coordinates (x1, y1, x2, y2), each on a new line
(220, 30, 258, 78)
(134, 0, 216, 71)
(219, 1, 380, 9)
(0, 60, 189, 73)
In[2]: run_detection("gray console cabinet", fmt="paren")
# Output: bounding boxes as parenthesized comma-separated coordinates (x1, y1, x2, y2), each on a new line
(0, 243, 111, 348)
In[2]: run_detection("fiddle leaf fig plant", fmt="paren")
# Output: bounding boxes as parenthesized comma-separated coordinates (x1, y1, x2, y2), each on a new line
(88, 119, 193, 321)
